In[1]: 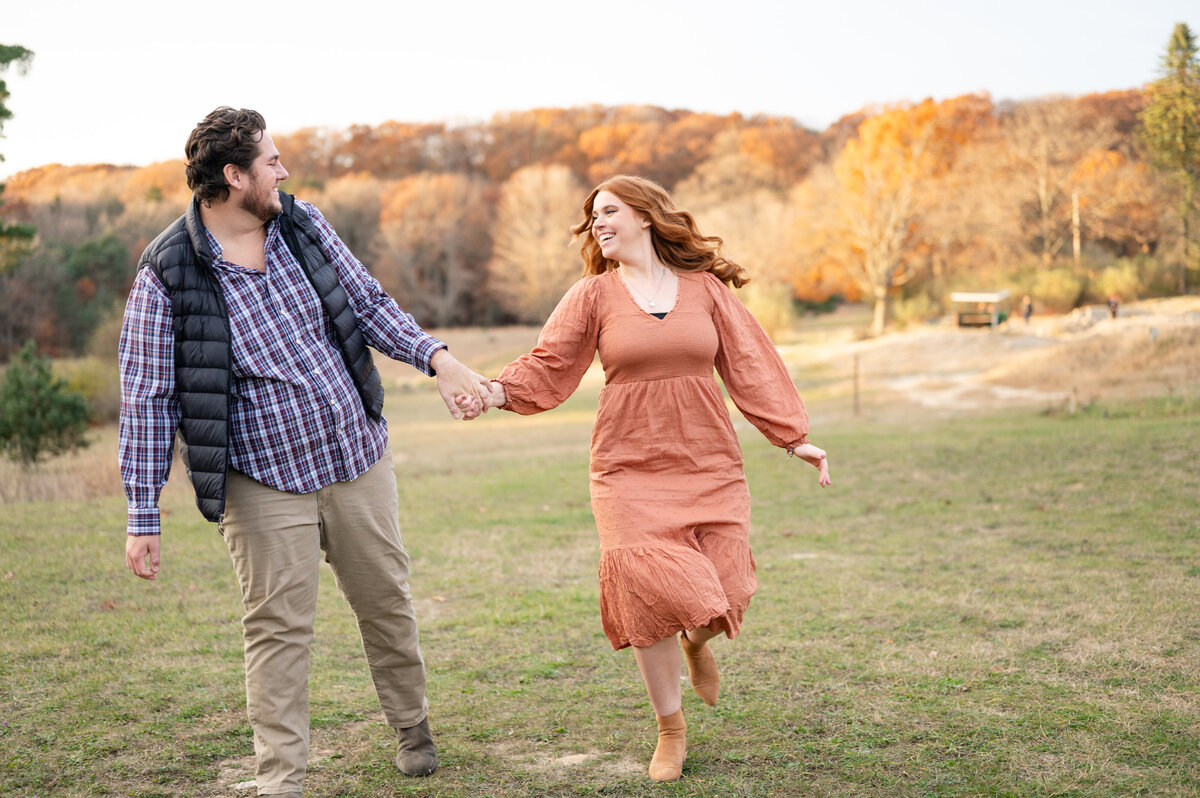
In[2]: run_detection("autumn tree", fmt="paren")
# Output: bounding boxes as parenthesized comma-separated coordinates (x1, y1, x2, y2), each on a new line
(55, 233, 131, 352)
(832, 96, 991, 335)
(1071, 149, 1164, 260)
(675, 130, 784, 202)
(271, 126, 345, 185)
(1139, 22, 1200, 292)
(676, 144, 804, 336)
(787, 164, 864, 304)
(908, 115, 1013, 297)
(0, 246, 60, 358)
(336, 120, 474, 179)
(578, 118, 658, 185)
(308, 173, 387, 257)
(1067, 91, 1162, 260)
(736, 118, 822, 186)
(578, 107, 742, 189)
(696, 188, 801, 337)
(478, 107, 599, 183)
(372, 172, 492, 327)
(1001, 97, 1123, 267)
(487, 164, 584, 322)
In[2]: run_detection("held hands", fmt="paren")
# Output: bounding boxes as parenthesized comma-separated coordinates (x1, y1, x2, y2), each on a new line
(792, 442, 832, 487)
(454, 380, 506, 420)
(431, 349, 491, 420)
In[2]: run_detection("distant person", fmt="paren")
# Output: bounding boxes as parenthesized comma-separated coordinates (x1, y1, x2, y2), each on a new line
(462, 175, 831, 782)
(1108, 293, 1120, 319)
(1022, 294, 1033, 325)
(119, 107, 490, 796)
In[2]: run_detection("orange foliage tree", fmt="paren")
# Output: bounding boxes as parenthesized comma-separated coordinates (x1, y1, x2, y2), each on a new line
(1071, 150, 1164, 258)
(736, 118, 821, 186)
(832, 95, 992, 334)
(478, 107, 599, 183)
(787, 166, 863, 304)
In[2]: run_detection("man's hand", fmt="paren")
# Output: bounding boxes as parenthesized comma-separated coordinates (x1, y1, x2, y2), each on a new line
(431, 349, 490, 420)
(126, 534, 161, 581)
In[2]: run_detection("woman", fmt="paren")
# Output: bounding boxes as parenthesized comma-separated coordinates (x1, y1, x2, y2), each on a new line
(469, 175, 830, 782)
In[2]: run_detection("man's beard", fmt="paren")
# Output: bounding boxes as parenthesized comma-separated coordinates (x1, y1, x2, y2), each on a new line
(241, 177, 280, 223)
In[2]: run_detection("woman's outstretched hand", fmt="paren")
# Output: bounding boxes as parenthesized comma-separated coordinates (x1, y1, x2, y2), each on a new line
(793, 442, 831, 487)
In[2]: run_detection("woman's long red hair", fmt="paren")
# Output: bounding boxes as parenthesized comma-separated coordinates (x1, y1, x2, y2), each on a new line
(571, 175, 750, 287)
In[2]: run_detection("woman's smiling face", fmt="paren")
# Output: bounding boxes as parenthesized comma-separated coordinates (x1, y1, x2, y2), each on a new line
(591, 189, 650, 261)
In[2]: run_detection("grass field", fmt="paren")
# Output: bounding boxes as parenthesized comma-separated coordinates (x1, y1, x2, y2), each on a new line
(1, 325, 1198, 796)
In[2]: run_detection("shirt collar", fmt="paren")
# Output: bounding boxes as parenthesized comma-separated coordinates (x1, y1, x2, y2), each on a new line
(204, 217, 282, 273)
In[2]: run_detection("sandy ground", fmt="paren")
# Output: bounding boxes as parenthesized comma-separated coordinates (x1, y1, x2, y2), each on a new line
(782, 297, 1200, 418)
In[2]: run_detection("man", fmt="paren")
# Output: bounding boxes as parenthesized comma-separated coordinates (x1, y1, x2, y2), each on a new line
(119, 107, 488, 796)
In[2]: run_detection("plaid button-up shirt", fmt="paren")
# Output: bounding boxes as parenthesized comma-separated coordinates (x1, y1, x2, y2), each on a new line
(119, 199, 445, 536)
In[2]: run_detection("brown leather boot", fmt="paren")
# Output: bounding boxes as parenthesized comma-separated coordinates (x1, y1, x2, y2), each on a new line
(648, 709, 686, 781)
(680, 631, 720, 706)
(395, 717, 438, 777)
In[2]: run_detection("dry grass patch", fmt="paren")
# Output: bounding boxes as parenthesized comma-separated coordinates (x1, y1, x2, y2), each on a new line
(0, 426, 121, 503)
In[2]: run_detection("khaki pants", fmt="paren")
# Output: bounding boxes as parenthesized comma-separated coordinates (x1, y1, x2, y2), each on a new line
(219, 449, 428, 796)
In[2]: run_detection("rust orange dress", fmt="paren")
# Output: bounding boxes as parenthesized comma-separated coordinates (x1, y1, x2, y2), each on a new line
(497, 270, 809, 649)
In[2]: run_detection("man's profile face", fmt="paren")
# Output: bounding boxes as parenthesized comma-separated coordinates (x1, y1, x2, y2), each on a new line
(239, 131, 289, 222)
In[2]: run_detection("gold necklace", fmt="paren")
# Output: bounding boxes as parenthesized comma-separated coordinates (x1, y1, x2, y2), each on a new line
(623, 267, 668, 308)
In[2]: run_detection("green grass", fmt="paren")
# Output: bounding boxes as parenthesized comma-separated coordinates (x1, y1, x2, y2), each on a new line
(1, 383, 1198, 796)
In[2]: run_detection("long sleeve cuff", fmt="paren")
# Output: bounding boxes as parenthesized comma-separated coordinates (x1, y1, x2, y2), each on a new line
(415, 336, 448, 374)
(415, 340, 448, 377)
(127, 506, 162, 536)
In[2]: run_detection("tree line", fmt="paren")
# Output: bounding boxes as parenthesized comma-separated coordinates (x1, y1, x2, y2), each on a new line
(2, 24, 1197, 358)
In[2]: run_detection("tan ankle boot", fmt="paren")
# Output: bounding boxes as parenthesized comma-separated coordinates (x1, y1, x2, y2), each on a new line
(648, 709, 686, 781)
(680, 632, 720, 706)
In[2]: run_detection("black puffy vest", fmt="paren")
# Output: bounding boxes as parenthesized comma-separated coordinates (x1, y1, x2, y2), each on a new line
(140, 191, 384, 523)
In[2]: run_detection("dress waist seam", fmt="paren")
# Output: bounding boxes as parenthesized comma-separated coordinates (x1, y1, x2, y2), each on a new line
(604, 373, 715, 386)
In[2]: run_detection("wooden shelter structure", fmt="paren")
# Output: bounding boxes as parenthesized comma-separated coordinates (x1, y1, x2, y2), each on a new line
(950, 290, 1011, 328)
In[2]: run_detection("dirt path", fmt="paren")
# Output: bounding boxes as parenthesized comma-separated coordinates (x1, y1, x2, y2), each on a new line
(785, 297, 1200, 417)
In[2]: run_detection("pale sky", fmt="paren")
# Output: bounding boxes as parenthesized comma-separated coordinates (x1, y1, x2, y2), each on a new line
(2, 0, 1196, 180)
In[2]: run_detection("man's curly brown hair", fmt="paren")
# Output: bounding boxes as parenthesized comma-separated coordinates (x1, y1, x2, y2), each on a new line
(184, 107, 267, 206)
